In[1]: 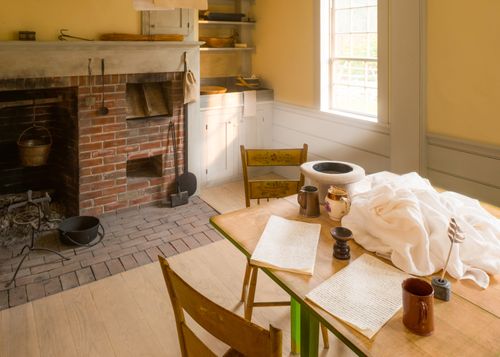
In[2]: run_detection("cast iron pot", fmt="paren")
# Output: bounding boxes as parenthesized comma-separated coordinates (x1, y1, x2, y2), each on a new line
(59, 216, 105, 247)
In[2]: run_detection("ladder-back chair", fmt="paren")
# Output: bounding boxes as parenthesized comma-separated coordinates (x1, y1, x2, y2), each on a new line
(159, 256, 282, 357)
(240, 144, 308, 208)
(239, 144, 329, 349)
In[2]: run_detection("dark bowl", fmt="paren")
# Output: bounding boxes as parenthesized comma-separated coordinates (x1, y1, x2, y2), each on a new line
(59, 216, 100, 245)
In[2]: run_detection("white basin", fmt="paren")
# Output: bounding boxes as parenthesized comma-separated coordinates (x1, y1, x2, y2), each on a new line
(300, 160, 365, 202)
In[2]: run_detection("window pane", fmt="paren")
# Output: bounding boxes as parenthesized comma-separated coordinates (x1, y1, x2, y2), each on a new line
(350, 7, 368, 33)
(350, 0, 377, 8)
(368, 6, 377, 32)
(333, 60, 377, 87)
(335, 9, 351, 33)
(335, 0, 351, 10)
(331, 84, 377, 117)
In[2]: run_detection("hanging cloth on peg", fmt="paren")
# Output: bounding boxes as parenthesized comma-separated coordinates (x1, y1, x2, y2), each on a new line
(183, 52, 198, 104)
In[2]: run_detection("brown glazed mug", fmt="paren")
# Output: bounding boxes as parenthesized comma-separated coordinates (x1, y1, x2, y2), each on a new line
(297, 185, 320, 217)
(402, 278, 434, 336)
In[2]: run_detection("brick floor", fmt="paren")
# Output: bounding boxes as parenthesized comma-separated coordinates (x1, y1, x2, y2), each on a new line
(0, 196, 222, 310)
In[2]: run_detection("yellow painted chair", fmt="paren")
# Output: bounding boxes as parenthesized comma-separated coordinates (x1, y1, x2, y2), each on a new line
(239, 144, 329, 349)
(159, 255, 282, 357)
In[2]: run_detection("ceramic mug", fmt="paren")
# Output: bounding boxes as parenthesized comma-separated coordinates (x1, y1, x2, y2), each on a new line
(402, 278, 435, 336)
(297, 185, 320, 218)
(324, 186, 351, 221)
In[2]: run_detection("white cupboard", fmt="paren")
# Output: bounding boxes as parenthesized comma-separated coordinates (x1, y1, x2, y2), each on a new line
(202, 101, 273, 186)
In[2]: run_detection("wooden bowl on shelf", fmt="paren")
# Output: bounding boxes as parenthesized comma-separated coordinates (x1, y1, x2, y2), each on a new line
(200, 86, 228, 95)
(200, 36, 235, 48)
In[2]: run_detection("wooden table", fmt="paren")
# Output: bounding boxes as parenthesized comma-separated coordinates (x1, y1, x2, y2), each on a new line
(210, 196, 500, 357)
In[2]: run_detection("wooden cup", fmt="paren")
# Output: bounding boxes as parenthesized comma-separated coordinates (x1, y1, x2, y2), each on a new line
(402, 278, 434, 336)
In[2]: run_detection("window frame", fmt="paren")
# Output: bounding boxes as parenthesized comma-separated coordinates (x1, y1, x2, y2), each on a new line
(320, 0, 388, 124)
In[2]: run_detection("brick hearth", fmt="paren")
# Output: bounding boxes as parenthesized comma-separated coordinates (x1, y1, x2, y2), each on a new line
(0, 196, 221, 310)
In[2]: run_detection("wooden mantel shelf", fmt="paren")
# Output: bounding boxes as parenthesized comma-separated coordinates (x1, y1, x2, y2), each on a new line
(0, 41, 203, 79)
(0, 40, 204, 50)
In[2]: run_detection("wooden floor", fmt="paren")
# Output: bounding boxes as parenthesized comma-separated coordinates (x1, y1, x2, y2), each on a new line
(199, 175, 281, 214)
(0, 180, 355, 357)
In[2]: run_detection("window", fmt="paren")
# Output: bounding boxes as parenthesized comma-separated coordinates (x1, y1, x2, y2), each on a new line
(320, 0, 388, 122)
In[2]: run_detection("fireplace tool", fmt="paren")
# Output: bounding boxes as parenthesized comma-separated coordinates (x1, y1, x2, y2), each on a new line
(98, 59, 109, 115)
(5, 191, 70, 287)
(167, 121, 188, 207)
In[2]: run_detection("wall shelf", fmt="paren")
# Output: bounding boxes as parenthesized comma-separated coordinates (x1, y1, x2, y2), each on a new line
(199, 20, 255, 26)
(201, 47, 254, 52)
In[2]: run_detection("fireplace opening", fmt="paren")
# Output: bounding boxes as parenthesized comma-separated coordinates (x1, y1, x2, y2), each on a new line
(126, 155, 163, 178)
(126, 81, 172, 120)
(0, 87, 78, 216)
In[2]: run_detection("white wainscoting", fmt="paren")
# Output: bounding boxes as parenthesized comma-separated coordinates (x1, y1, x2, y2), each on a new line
(272, 102, 390, 178)
(426, 134, 500, 206)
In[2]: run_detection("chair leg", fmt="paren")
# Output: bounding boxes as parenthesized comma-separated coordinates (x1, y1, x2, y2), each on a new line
(244, 266, 258, 321)
(240, 259, 252, 302)
(321, 324, 329, 349)
(242, 261, 329, 349)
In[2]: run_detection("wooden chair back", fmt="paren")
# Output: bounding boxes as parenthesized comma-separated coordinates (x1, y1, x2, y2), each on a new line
(158, 256, 282, 357)
(240, 144, 308, 207)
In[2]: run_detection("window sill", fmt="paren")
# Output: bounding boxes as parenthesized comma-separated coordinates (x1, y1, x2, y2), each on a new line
(321, 109, 377, 123)
(274, 101, 390, 134)
(318, 108, 389, 132)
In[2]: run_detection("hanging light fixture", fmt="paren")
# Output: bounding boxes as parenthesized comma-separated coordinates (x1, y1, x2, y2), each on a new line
(133, 0, 208, 11)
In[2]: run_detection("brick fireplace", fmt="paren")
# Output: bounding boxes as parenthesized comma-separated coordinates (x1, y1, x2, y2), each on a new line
(0, 72, 184, 216)
(0, 41, 202, 216)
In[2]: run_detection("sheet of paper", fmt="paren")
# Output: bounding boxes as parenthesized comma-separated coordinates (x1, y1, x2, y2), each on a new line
(250, 215, 321, 275)
(306, 254, 409, 339)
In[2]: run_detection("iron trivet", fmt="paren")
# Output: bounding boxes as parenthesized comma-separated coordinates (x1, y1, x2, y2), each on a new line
(5, 191, 70, 287)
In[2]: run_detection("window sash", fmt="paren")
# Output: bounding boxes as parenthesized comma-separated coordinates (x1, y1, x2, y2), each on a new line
(329, 0, 378, 118)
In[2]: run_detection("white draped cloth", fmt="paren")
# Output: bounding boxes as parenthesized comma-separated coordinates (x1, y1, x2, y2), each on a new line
(342, 172, 500, 288)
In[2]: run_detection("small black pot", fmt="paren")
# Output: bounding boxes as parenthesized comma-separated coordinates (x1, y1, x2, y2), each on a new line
(59, 216, 104, 247)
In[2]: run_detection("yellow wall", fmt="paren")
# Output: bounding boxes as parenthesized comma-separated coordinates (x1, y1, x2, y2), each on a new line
(427, 0, 500, 145)
(253, 0, 315, 108)
(0, 0, 140, 41)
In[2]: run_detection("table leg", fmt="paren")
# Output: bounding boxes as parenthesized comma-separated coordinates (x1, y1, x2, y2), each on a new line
(291, 298, 301, 354)
(300, 303, 319, 357)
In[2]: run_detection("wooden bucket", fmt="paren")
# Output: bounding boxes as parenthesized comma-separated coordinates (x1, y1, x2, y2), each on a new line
(17, 125, 52, 167)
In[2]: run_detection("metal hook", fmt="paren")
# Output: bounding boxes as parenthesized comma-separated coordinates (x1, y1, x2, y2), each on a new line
(58, 29, 93, 41)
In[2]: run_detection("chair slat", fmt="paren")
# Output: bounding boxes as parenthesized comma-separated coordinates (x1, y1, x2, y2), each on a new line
(248, 180, 301, 199)
(245, 148, 305, 166)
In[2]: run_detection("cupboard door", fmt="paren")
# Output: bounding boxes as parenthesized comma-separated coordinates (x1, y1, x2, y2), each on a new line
(257, 103, 273, 148)
(236, 113, 257, 176)
(142, 9, 192, 36)
(203, 109, 238, 184)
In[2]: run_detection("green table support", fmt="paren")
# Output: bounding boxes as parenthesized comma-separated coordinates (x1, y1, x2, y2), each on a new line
(291, 298, 301, 354)
(291, 297, 320, 357)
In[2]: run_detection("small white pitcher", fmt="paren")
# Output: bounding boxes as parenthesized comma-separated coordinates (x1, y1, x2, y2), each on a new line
(324, 186, 351, 221)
